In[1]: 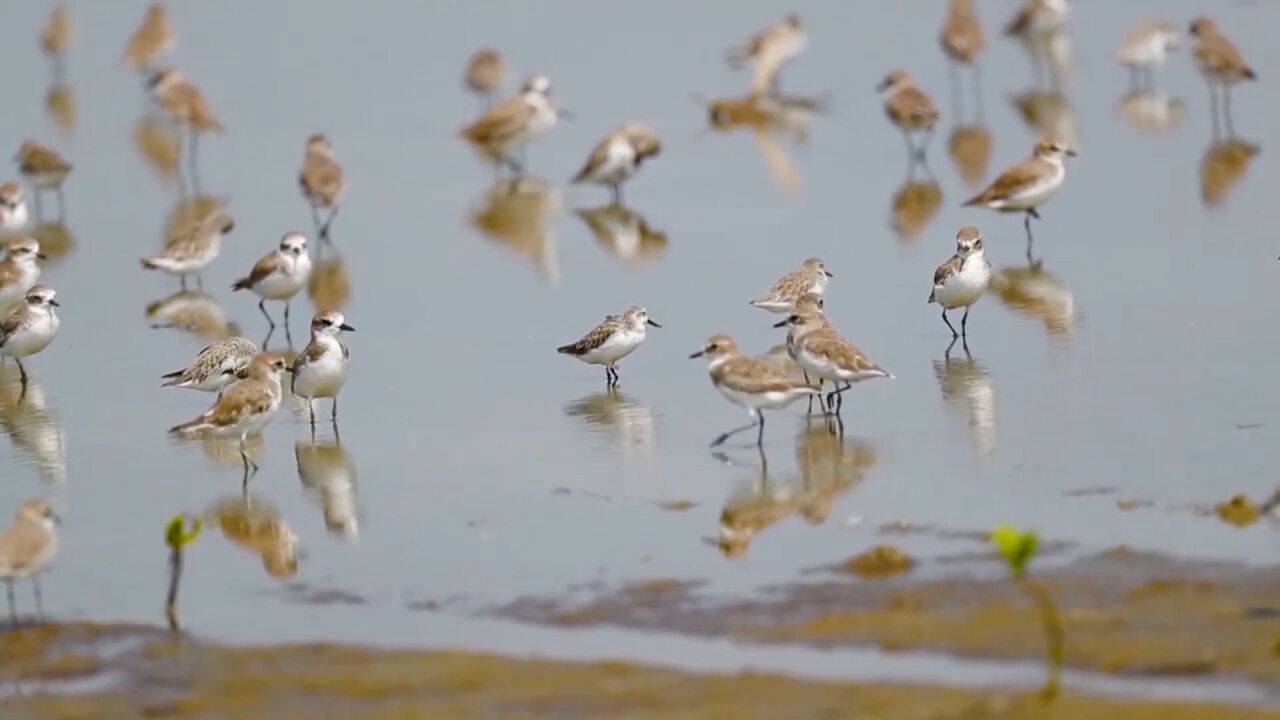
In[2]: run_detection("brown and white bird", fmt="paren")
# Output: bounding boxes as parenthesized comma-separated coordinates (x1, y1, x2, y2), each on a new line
(459, 74, 564, 173)
(928, 226, 991, 342)
(1190, 17, 1255, 137)
(776, 313, 893, 416)
(141, 208, 235, 289)
(0, 183, 28, 232)
(122, 3, 174, 72)
(299, 134, 344, 240)
(0, 285, 60, 388)
(148, 69, 222, 173)
(571, 124, 662, 205)
(0, 498, 59, 626)
(171, 352, 289, 477)
(690, 334, 820, 447)
(1116, 21, 1180, 87)
(39, 5, 72, 66)
(726, 13, 808, 98)
(292, 311, 355, 427)
(940, 0, 985, 66)
(463, 49, 506, 105)
(231, 232, 312, 336)
(750, 257, 832, 314)
(558, 305, 660, 389)
(14, 141, 72, 219)
(878, 70, 940, 162)
(0, 238, 44, 312)
(963, 138, 1074, 261)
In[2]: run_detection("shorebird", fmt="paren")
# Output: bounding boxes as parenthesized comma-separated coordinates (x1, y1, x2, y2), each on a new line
(170, 352, 288, 478)
(1190, 17, 1256, 137)
(292, 311, 355, 426)
(39, 5, 71, 80)
(727, 13, 807, 98)
(464, 49, 506, 106)
(558, 305, 660, 389)
(878, 70, 940, 162)
(141, 209, 234, 289)
(0, 238, 44, 312)
(0, 285, 60, 389)
(776, 313, 893, 416)
(299, 134, 344, 240)
(0, 498, 58, 626)
(940, 0, 985, 67)
(963, 138, 1074, 262)
(161, 336, 259, 399)
(1116, 21, 1180, 88)
(571, 124, 661, 205)
(0, 182, 30, 232)
(148, 69, 222, 178)
(690, 334, 819, 447)
(750, 257, 832, 313)
(14, 141, 72, 219)
(459, 74, 565, 173)
(122, 3, 174, 73)
(928, 226, 991, 342)
(231, 232, 312, 340)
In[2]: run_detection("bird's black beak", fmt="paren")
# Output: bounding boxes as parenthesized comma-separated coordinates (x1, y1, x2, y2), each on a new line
(48, 510, 61, 525)
(824, 270, 834, 277)
(1065, 149, 1078, 157)
(772, 319, 789, 328)
(340, 324, 356, 332)
(48, 299, 60, 307)
(875, 79, 891, 92)
(37, 253, 48, 260)
(647, 319, 661, 328)
(689, 350, 705, 359)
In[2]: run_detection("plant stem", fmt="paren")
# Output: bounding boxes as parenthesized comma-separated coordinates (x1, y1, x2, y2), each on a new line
(166, 547, 183, 632)
(1018, 578, 1063, 702)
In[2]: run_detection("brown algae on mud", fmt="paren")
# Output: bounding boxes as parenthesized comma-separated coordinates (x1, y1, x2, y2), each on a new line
(5, 622, 1280, 720)
(498, 550, 1280, 686)
(840, 545, 917, 578)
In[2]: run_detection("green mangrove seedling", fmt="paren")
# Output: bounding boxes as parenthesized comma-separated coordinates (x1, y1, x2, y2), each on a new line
(165, 513, 202, 632)
(990, 524, 1061, 702)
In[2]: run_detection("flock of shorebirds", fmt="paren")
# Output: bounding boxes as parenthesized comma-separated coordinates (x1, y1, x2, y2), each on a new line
(0, 0, 1263, 625)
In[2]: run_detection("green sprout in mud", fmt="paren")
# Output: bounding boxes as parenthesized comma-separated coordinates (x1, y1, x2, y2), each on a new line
(990, 524, 1062, 702)
(165, 514, 202, 632)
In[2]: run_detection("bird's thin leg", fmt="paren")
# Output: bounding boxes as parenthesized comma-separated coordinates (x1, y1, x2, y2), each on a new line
(901, 130, 917, 163)
(1223, 88, 1236, 139)
(32, 190, 44, 222)
(195, 274, 203, 291)
(309, 203, 323, 238)
(804, 370, 814, 414)
(321, 206, 339, 241)
(258, 299, 275, 329)
(917, 126, 935, 161)
(711, 414, 761, 448)
(945, 336, 958, 359)
(284, 303, 294, 348)
(1024, 212, 1037, 264)
(56, 187, 66, 222)
(331, 396, 338, 422)
(1208, 81, 1222, 141)
(972, 62, 986, 125)
(961, 306, 971, 338)
(180, 275, 188, 291)
(755, 412, 766, 447)
(6, 579, 16, 627)
(942, 309, 958, 339)
(610, 184, 621, 207)
(948, 61, 963, 121)
(308, 400, 315, 428)
(32, 576, 44, 622)
(16, 358, 28, 388)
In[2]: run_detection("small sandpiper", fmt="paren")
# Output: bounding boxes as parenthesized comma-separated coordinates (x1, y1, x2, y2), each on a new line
(571, 124, 662, 205)
(459, 74, 565, 173)
(940, 0, 985, 67)
(299, 134, 344, 240)
(963, 138, 1074, 262)
(0, 238, 44, 312)
(928, 226, 991, 342)
(0, 498, 59, 626)
(15, 141, 72, 219)
(231, 232, 312, 337)
(878, 70, 940, 162)
(141, 209, 234, 289)
(777, 313, 893, 416)
(1190, 17, 1255, 137)
(464, 49, 506, 106)
(39, 6, 72, 63)
(170, 352, 288, 477)
(147, 69, 222, 174)
(750, 257, 832, 314)
(122, 3, 174, 73)
(0, 182, 30, 232)
(1116, 21, 1180, 88)
(726, 13, 807, 98)
(292, 311, 355, 427)
(0, 285, 60, 388)
(558, 305, 660, 389)
(691, 334, 820, 447)
(161, 336, 260, 399)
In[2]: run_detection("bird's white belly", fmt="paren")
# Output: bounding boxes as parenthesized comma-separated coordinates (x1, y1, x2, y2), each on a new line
(582, 330, 643, 366)
(1, 204, 29, 231)
(717, 383, 807, 412)
(256, 270, 306, 300)
(796, 346, 843, 383)
(934, 265, 990, 309)
(295, 356, 349, 399)
(3, 319, 57, 358)
(995, 168, 1064, 210)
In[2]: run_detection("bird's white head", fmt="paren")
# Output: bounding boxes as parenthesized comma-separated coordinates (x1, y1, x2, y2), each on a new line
(311, 311, 355, 337)
(279, 232, 308, 257)
(5, 238, 43, 264)
(521, 74, 552, 96)
(622, 305, 661, 330)
(24, 284, 58, 310)
(955, 225, 984, 256)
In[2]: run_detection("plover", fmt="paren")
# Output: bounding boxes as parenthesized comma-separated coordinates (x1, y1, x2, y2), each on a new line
(0, 285, 60, 387)
(15, 141, 72, 219)
(928, 226, 991, 341)
(750, 257, 832, 313)
(778, 292, 829, 414)
(299, 134, 344, 240)
(231, 232, 312, 335)
(0, 182, 30, 232)
(571, 124, 662, 205)
(459, 74, 564, 173)
(777, 313, 893, 415)
(1116, 21, 1180, 87)
(1005, 0, 1068, 40)
(122, 3, 174, 72)
(171, 352, 288, 477)
(940, 0, 985, 66)
(39, 5, 71, 62)
(690, 334, 819, 447)
(558, 305, 660, 389)
(141, 209, 234, 289)
(878, 70, 940, 162)
(148, 69, 222, 172)
(292, 311, 355, 426)
(963, 138, 1074, 262)
(726, 13, 807, 98)
(162, 336, 259, 399)
(0, 497, 58, 626)
(464, 49, 506, 104)
(0, 238, 44, 312)
(1190, 17, 1255, 137)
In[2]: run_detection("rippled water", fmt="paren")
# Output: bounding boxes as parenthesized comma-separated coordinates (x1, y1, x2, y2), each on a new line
(0, 0, 1276, 685)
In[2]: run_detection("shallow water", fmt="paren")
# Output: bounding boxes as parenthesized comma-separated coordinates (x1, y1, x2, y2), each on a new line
(0, 0, 1277, 695)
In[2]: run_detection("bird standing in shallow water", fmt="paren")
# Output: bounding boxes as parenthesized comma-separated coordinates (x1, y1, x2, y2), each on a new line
(929, 226, 991, 345)
(0, 498, 58, 627)
(963, 138, 1074, 263)
(558, 305, 660, 390)
(292, 311, 355, 428)
(691, 334, 820, 447)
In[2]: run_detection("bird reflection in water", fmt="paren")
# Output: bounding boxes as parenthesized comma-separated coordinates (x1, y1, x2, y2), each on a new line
(1200, 136, 1259, 209)
(146, 290, 240, 341)
(890, 159, 942, 243)
(1005, 0, 1071, 91)
(948, 125, 993, 191)
(469, 175, 560, 284)
(990, 260, 1075, 339)
(573, 204, 667, 268)
(295, 433, 358, 540)
(203, 494, 300, 579)
(170, 432, 264, 474)
(563, 391, 655, 459)
(307, 242, 350, 314)
(45, 86, 75, 138)
(933, 346, 996, 460)
(28, 221, 75, 265)
(133, 113, 181, 185)
(1009, 89, 1078, 154)
(0, 363, 67, 483)
(40, 7, 73, 136)
(700, 93, 824, 194)
(1116, 90, 1185, 136)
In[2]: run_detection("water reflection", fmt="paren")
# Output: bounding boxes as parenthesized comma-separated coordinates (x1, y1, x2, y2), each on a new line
(0, 364, 67, 483)
(1115, 89, 1185, 136)
(563, 391, 656, 458)
(948, 124, 992, 189)
(469, 175, 560, 283)
(203, 494, 300, 579)
(990, 260, 1075, 339)
(29, 221, 74, 264)
(932, 349, 996, 459)
(1005, 2, 1071, 90)
(702, 93, 822, 193)
(307, 243, 350, 313)
(146, 290, 239, 341)
(295, 435, 359, 540)
(171, 432, 264, 471)
(44, 85, 75, 137)
(133, 113, 181, 185)
(1009, 89, 1078, 152)
(889, 160, 942, 243)
(573, 204, 667, 268)
(1199, 137, 1260, 209)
